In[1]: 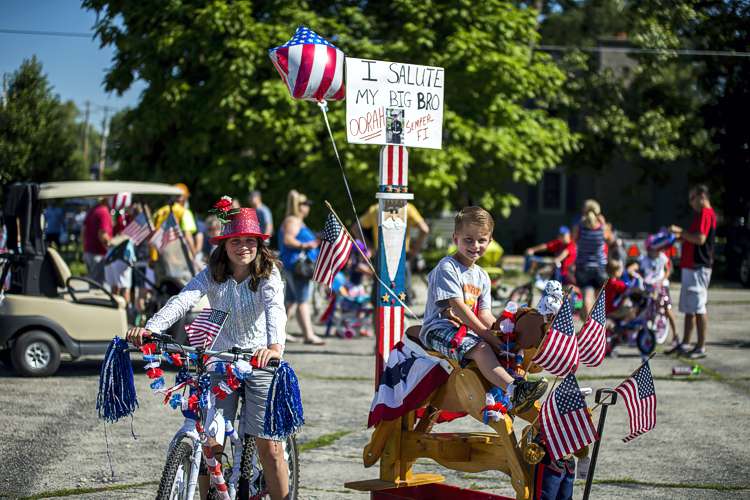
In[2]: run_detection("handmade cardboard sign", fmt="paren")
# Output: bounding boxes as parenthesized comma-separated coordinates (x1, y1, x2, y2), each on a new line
(346, 58, 444, 150)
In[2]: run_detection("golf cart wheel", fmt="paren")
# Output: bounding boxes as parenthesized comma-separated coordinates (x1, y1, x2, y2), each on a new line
(156, 440, 192, 500)
(11, 330, 61, 377)
(637, 329, 656, 356)
(239, 434, 299, 500)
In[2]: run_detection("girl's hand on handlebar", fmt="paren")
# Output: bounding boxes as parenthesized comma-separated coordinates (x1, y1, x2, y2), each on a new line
(253, 348, 280, 368)
(126, 327, 152, 347)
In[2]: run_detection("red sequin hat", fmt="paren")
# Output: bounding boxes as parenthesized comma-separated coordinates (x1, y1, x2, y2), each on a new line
(210, 208, 268, 244)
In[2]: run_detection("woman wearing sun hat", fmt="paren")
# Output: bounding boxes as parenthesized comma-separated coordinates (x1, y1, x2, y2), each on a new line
(127, 198, 292, 499)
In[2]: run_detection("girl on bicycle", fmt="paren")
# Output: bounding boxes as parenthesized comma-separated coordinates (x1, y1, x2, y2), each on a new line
(127, 204, 290, 500)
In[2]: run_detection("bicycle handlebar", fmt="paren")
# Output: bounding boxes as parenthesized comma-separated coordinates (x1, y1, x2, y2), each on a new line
(131, 332, 281, 368)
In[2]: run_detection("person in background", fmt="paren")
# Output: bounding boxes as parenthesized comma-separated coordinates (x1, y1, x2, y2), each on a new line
(198, 215, 222, 264)
(525, 226, 576, 284)
(82, 198, 112, 284)
(640, 235, 678, 347)
(279, 190, 324, 345)
(667, 184, 717, 359)
(152, 183, 198, 255)
(358, 202, 430, 304)
(44, 203, 66, 248)
(249, 190, 274, 240)
(572, 199, 614, 318)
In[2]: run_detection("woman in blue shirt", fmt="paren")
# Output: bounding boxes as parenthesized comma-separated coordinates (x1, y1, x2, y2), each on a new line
(279, 190, 325, 345)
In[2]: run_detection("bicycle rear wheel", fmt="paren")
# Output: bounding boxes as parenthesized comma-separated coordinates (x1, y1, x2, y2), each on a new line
(509, 284, 533, 307)
(238, 434, 299, 500)
(156, 440, 193, 500)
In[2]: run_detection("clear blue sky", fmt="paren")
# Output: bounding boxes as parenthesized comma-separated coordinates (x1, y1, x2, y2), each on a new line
(0, 0, 145, 130)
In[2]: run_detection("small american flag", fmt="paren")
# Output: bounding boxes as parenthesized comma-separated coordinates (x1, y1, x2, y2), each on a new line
(122, 212, 152, 246)
(185, 309, 229, 348)
(540, 373, 598, 461)
(149, 213, 181, 251)
(615, 362, 657, 442)
(312, 213, 353, 287)
(533, 297, 579, 376)
(577, 288, 607, 367)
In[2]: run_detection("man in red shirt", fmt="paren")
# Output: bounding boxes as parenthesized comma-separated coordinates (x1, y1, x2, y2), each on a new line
(82, 198, 113, 284)
(525, 226, 577, 284)
(667, 185, 716, 359)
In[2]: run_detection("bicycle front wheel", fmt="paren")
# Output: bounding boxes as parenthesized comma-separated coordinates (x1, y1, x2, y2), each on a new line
(156, 440, 193, 500)
(239, 434, 299, 500)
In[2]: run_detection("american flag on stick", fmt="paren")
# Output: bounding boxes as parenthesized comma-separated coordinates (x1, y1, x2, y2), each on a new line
(577, 287, 607, 367)
(615, 362, 657, 442)
(533, 296, 579, 376)
(149, 213, 181, 251)
(186, 309, 229, 348)
(540, 373, 598, 461)
(122, 212, 152, 246)
(312, 213, 353, 287)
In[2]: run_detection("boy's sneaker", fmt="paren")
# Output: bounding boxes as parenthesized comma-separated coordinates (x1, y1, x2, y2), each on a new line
(511, 379, 548, 414)
(687, 347, 706, 359)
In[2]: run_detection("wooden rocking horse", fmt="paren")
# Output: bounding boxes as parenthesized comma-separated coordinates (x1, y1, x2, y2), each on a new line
(346, 308, 552, 500)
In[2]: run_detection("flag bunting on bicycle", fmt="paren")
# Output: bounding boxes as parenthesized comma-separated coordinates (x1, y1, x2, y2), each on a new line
(533, 297, 579, 376)
(540, 373, 598, 461)
(312, 212, 353, 287)
(615, 362, 657, 442)
(149, 212, 181, 250)
(122, 212, 152, 246)
(577, 287, 606, 367)
(186, 309, 229, 348)
(368, 338, 453, 428)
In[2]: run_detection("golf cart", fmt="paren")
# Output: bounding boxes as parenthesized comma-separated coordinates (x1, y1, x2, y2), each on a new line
(0, 181, 204, 376)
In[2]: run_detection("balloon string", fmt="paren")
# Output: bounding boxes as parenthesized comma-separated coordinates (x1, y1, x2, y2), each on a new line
(317, 101, 367, 252)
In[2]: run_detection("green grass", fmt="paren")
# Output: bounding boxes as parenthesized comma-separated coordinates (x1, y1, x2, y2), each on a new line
(17, 481, 157, 499)
(298, 430, 353, 453)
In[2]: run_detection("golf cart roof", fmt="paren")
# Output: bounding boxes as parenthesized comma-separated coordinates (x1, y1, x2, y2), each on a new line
(39, 181, 182, 200)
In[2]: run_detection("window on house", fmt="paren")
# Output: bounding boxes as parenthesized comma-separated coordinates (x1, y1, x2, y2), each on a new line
(540, 171, 566, 213)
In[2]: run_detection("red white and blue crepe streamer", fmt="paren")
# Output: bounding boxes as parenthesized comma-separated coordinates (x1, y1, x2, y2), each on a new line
(97, 336, 139, 423)
(141, 343, 165, 392)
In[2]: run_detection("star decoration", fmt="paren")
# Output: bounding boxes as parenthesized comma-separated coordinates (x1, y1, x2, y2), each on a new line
(382, 294, 390, 303)
(398, 292, 407, 302)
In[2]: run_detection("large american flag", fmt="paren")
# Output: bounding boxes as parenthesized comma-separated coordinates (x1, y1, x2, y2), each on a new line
(149, 213, 181, 251)
(312, 213, 353, 287)
(577, 288, 607, 367)
(615, 362, 657, 442)
(533, 296, 579, 376)
(540, 373, 598, 461)
(185, 309, 229, 348)
(122, 212, 152, 246)
(268, 26, 345, 101)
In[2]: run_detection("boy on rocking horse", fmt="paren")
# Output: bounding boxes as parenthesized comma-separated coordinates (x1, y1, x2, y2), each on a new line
(419, 207, 548, 417)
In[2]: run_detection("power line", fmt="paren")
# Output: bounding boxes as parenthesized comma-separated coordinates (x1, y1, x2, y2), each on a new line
(0, 28, 92, 39)
(536, 44, 750, 58)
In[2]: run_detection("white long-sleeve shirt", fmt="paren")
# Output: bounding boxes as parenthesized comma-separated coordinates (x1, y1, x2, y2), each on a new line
(145, 266, 286, 352)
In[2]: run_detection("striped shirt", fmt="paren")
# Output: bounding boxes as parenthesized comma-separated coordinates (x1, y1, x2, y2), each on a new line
(576, 224, 607, 269)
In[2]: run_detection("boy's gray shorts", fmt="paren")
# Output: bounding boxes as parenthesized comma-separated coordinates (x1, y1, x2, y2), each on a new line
(211, 367, 280, 441)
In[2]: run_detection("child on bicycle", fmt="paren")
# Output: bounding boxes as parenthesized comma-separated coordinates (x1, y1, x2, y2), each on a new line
(605, 259, 643, 322)
(126, 204, 290, 500)
(525, 225, 576, 284)
(641, 234, 679, 349)
(420, 207, 548, 416)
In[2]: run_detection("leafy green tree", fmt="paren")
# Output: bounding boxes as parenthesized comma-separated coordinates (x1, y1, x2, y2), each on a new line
(0, 57, 87, 184)
(85, 0, 576, 221)
(535, 0, 750, 217)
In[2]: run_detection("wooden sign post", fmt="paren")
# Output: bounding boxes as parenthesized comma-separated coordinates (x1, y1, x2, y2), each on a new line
(346, 57, 445, 384)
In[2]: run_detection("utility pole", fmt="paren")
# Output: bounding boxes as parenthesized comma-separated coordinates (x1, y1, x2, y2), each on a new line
(98, 106, 110, 180)
(82, 100, 91, 169)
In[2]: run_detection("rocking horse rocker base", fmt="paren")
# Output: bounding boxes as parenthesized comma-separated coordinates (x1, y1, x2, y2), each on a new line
(346, 311, 549, 500)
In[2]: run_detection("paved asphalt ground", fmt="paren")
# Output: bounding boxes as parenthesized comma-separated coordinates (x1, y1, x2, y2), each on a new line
(1, 280, 749, 499)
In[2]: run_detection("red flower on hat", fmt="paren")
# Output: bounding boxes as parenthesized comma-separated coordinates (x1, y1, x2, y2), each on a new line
(209, 195, 239, 224)
(213, 196, 233, 211)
